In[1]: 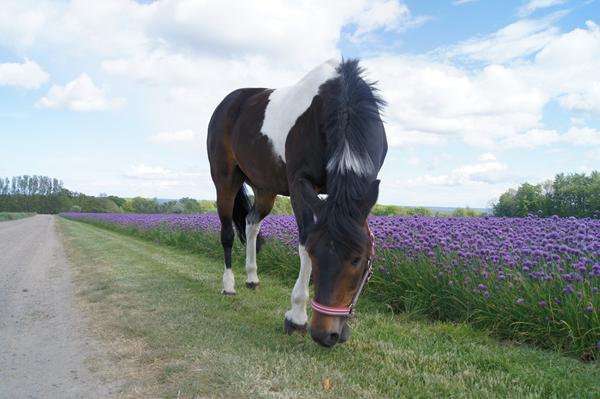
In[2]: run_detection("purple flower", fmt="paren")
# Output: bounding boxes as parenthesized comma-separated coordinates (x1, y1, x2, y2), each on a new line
(516, 298, 525, 305)
(563, 285, 574, 295)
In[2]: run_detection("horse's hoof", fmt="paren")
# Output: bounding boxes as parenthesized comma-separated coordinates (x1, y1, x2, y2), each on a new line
(284, 317, 307, 336)
(222, 290, 236, 296)
(245, 281, 260, 289)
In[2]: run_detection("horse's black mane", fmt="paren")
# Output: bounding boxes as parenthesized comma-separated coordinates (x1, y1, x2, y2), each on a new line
(313, 59, 385, 255)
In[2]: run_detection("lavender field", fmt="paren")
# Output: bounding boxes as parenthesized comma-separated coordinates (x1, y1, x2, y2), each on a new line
(61, 212, 600, 359)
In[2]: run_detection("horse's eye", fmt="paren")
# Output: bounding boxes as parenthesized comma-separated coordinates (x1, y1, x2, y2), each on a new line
(351, 257, 361, 266)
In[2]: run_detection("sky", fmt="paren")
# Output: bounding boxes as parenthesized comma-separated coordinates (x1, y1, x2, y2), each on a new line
(1, 0, 599, 208)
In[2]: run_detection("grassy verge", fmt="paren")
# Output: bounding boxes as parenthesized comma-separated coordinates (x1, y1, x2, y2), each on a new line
(0, 212, 35, 221)
(59, 215, 600, 359)
(58, 217, 600, 398)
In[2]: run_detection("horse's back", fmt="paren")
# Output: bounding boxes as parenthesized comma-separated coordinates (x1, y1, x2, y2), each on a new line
(207, 87, 267, 152)
(207, 87, 290, 194)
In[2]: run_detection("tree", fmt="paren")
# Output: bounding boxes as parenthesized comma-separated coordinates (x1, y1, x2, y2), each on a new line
(493, 189, 517, 216)
(494, 171, 600, 218)
(122, 197, 161, 213)
(179, 197, 203, 213)
(514, 183, 545, 216)
(199, 200, 217, 213)
(107, 195, 126, 208)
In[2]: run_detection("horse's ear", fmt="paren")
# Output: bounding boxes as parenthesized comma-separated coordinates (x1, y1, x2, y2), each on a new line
(360, 179, 380, 219)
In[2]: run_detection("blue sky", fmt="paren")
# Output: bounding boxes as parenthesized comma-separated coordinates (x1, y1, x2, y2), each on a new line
(1, 0, 599, 208)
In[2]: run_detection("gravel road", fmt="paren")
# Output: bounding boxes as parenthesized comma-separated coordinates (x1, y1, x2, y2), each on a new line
(0, 215, 113, 398)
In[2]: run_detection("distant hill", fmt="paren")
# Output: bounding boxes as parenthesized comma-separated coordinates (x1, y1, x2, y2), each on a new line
(423, 206, 492, 215)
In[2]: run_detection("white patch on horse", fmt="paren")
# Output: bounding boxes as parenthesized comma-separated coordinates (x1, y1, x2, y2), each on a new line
(327, 140, 374, 176)
(245, 220, 261, 285)
(285, 245, 312, 326)
(222, 267, 235, 294)
(261, 59, 340, 162)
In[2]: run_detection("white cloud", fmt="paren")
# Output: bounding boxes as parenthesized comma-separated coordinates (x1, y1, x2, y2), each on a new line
(586, 147, 600, 160)
(36, 73, 124, 112)
(500, 128, 561, 148)
(559, 82, 600, 114)
(427, 153, 453, 171)
(406, 156, 421, 166)
(144, 0, 425, 57)
(443, 12, 564, 63)
(518, 0, 567, 18)
(149, 129, 196, 143)
(124, 164, 206, 194)
(0, 60, 49, 89)
(364, 57, 546, 148)
(126, 164, 203, 180)
(405, 155, 511, 187)
(348, 0, 428, 39)
(362, 17, 600, 150)
(570, 116, 586, 125)
(563, 126, 600, 146)
(478, 153, 497, 162)
(0, 1, 56, 49)
(516, 20, 600, 103)
(126, 164, 172, 180)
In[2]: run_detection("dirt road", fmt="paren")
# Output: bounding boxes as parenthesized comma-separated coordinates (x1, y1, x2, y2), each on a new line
(0, 215, 113, 398)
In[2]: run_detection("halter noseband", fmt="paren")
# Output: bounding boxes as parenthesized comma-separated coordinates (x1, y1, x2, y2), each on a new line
(310, 221, 375, 318)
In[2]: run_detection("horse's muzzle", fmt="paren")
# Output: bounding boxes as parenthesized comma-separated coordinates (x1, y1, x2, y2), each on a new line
(310, 318, 351, 348)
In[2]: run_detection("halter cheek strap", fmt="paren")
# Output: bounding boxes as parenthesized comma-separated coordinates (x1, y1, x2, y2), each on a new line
(311, 221, 376, 318)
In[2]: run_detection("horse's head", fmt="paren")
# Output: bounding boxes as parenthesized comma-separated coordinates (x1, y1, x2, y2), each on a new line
(305, 180, 379, 347)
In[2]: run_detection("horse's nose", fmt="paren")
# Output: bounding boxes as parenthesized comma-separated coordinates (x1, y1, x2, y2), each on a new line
(310, 328, 340, 348)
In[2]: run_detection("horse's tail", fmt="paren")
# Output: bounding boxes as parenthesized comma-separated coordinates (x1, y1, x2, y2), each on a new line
(232, 185, 264, 252)
(232, 185, 251, 243)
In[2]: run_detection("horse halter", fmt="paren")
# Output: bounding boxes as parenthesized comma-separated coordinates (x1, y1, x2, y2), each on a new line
(310, 221, 376, 318)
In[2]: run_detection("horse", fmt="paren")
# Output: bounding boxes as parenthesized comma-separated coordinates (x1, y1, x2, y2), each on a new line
(207, 58, 387, 347)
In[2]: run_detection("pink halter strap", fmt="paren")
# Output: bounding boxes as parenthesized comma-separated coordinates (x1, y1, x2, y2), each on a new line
(311, 221, 376, 318)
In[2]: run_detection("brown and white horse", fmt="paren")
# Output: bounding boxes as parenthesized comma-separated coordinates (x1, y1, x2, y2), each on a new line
(207, 59, 387, 347)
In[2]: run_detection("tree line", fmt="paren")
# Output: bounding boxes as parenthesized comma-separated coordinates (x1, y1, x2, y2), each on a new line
(0, 175, 63, 196)
(0, 175, 218, 214)
(493, 171, 600, 218)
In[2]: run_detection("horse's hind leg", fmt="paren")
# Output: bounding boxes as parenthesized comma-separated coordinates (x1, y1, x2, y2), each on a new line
(244, 190, 276, 289)
(215, 174, 245, 295)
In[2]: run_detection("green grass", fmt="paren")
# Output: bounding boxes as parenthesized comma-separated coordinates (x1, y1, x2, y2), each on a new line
(57, 217, 600, 398)
(366, 250, 600, 360)
(0, 212, 35, 221)
(60, 216, 600, 359)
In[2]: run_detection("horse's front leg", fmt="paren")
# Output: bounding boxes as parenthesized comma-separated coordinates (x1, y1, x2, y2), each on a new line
(284, 244, 312, 335)
(284, 177, 321, 335)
